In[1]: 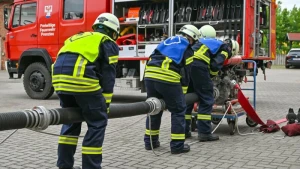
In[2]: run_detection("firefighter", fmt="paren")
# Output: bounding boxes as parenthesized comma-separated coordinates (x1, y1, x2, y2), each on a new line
(143, 25, 200, 154)
(52, 13, 119, 169)
(186, 25, 239, 141)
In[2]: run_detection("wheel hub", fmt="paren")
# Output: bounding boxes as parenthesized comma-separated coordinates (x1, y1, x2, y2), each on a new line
(29, 72, 45, 92)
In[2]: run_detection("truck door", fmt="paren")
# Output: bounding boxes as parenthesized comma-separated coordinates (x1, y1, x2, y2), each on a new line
(8, 2, 38, 61)
(58, 0, 85, 47)
(37, 0, 59, 61)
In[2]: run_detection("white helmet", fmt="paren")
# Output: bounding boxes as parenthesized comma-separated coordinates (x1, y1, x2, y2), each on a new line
(199, 25, 216, 38)
(92, 13, 120, 34)
(224, 39, 240, 56)
(178, 24, 201, 41)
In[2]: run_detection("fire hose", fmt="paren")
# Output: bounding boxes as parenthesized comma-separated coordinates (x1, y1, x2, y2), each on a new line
(0, 93, 199, 132)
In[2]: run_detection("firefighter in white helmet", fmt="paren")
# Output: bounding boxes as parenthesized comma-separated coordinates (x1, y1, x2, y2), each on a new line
(185, 25, 239, 141)
(53, 13, 120, 169)
(143, 25, 200, 154)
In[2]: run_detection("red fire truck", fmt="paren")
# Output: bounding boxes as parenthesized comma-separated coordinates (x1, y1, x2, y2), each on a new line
(3, 0, 277, 100)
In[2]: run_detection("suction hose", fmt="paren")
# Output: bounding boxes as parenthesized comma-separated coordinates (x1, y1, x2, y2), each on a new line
(0, 93, 198, 132)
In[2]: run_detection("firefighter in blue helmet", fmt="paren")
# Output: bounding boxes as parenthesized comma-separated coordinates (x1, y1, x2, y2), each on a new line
(185, 25, 239, 141)
(143, 24, 200, 154)
(52, 13, 119, 169)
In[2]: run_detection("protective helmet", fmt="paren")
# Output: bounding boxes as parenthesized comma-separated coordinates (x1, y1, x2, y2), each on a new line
(224, 39, 240, 56)
(199, 25, 216, 38)
(92, 13, 120, 34)
(178, 24, 201, 41)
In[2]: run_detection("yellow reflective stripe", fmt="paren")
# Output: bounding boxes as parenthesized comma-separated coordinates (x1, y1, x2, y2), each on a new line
(82, 146, 102, 155)
(73, 55, 87, 77)
(194, 53, 210, 64)
(185, 114, 192, 120)
(146, 66, 181, 79)
(58, 136, 78, 145)
(186, 57, 193, 65)
(161, 57, 172, 69)
(53, 83, 101, 92)
(194, 45, 210, 64)
(171, 133, 185, 140)
(52, 75, 99, 85)
(197, 114, 211, 120)
(182, 86, 188, 94)
(221, 51, 228, 59)
(109, 55, 118, 64)
(107, 108, 110, 113)
(145, 129, 159, 136)
(210, 69, 218, 76)
(103, 93, 113, 103)
(145, 72, 180, 83)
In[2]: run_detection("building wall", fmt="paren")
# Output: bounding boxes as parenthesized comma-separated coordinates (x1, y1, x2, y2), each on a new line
(0, 2, 13, 70)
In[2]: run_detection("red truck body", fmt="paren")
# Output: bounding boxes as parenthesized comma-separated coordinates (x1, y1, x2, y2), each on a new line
(3, 0, 277, 100)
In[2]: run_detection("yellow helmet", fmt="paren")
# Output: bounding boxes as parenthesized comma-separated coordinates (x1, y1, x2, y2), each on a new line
(199, 25, 216, 38)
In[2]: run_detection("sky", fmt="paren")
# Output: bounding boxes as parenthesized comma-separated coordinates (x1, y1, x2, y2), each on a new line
(280, 0, 299, 10)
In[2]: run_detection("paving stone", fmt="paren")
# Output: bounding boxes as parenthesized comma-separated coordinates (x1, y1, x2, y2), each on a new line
(1, 69, 300, 168)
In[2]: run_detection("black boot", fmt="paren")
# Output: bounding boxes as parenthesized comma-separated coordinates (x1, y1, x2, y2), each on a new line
(198, 133, 219, 142)
(185, 132, 192, 139)
(145, 141, 160, 150)
(286, 108, 297, 124)
(171, 144, 190, 154)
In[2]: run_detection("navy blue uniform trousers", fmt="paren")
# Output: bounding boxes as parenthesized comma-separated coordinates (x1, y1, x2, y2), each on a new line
(144, 79, 186, 151)
(185, 81, 195, 134)
(56, 91, 107, 169)
(190, 60, 214, 134)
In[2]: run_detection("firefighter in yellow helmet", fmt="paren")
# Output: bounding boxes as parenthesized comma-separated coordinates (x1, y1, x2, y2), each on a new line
(143, 25, 200, 154)
(52, 13, 119, 169)
(185, 25, 239, 141)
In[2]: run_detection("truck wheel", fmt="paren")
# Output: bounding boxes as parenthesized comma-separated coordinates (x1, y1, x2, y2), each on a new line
(23, 62, 54, 99)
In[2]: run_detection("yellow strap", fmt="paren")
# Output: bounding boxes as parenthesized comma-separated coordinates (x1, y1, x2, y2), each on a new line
(73, 55, 88, 77)
(161, 57, 172, 69)
(53, 83, 101, 92)
(210, 69, 218, 76)
(145, 129, 160, 136)
(171, 133, 185, 140)
(144, 72, 181, 83)
(221, 51, 229, 59)
(194, 45, 210, 64)
(197, 114, 211, 120)
(53, 74, 99, 83)
(185, 114, 192, 120)
(82, 146, 102, 155)
(186, 57, 193, 65)
(102, 93, 113, 103)
(109, 55, 118, 64)
(58, 136, 78, 145)
(182, 86, 188, 94)
(146, 66, 181, 79)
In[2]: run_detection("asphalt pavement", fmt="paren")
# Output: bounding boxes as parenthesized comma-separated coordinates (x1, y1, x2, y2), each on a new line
(0, 67, 300, 169)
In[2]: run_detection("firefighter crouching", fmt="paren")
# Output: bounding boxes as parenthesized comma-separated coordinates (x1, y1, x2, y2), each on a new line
(143, 25, 200, 154)
(51, 13, 119, 169)
(185, 25, 239, 141)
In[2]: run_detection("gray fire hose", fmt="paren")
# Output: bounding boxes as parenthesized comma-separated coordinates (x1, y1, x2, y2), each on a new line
(0, 93, 199, 132)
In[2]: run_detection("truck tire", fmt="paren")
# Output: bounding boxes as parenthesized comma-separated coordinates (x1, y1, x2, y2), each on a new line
(23, 62, 54, 99)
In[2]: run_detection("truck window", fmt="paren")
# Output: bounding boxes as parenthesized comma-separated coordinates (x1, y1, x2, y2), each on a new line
(12, 3, 36, 28)
(63, 0, 84, 20)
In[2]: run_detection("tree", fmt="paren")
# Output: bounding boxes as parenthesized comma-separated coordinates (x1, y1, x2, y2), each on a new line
(276, 1, 300, 53)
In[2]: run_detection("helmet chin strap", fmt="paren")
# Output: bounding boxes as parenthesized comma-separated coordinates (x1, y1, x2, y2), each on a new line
(95, 26, 117, 40)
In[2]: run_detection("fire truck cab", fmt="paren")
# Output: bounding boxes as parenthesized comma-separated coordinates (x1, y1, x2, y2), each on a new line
(3, 0, 277, 100)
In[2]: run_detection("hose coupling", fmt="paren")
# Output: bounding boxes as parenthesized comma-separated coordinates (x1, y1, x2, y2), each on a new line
(146, 97, 165, 115)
